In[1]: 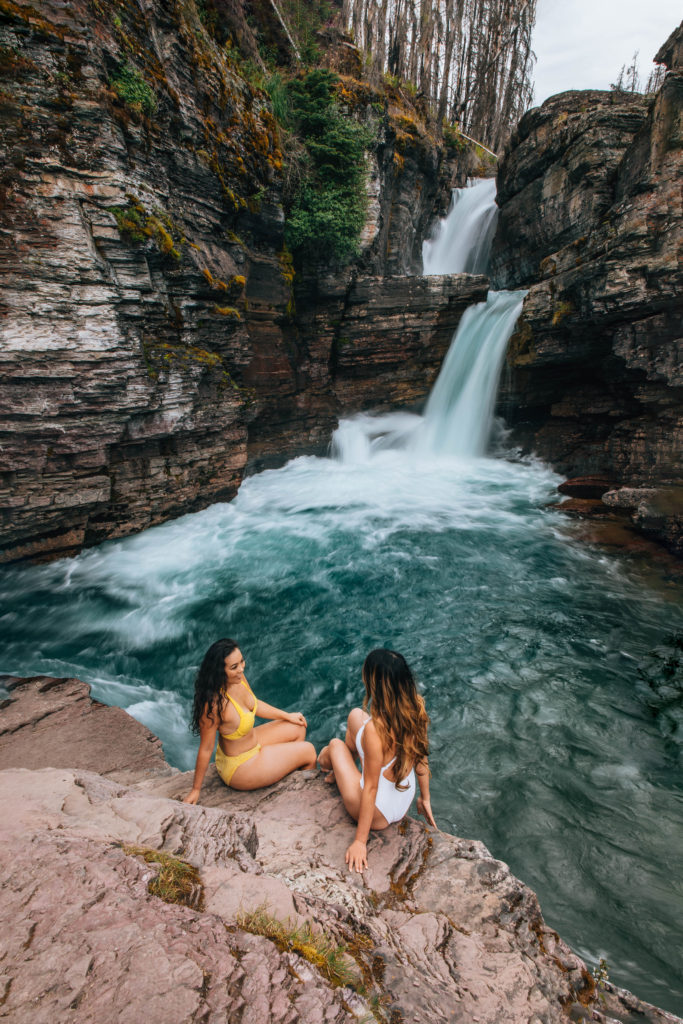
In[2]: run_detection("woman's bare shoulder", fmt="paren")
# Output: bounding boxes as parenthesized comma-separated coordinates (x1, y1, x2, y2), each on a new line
(363, 719, 385, 755)
(200, 693, 230, 729)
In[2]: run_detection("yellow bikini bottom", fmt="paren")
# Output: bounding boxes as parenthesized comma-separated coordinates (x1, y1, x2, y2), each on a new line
(215, 742, 261, 786)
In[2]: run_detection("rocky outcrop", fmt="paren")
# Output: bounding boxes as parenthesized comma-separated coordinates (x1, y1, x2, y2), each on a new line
(491, 24, 683, 555)
(0, 674, 173, 783)
(0, 0, 486, 565)
(2, 674, 682, 1024)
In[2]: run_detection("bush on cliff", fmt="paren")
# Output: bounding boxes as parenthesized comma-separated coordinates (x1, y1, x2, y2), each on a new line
(280, 69, 373, 263)
(110, 61, 157, 116)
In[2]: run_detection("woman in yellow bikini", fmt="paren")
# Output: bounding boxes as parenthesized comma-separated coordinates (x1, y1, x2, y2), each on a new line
(183, 638, 317, 803)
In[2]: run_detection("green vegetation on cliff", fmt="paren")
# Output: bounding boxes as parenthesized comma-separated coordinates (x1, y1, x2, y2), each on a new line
(280, 69, 374, 262)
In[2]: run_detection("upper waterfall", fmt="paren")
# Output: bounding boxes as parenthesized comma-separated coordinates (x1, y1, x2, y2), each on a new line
(422, 178, 498, 276)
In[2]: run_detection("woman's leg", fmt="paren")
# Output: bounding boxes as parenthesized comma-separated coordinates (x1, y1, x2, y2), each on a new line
(326, 737, 363, 819)
(227, 720, 315, 790)
(327, 728, 389, 830)
(254, 720, 307, 747)
(319, 708, 368, 771)
(228, 738, 317, 790)
(344, 707, 369, 755)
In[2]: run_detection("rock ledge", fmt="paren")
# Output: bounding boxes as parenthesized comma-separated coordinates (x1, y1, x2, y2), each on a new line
(1, 675, 681, 1024)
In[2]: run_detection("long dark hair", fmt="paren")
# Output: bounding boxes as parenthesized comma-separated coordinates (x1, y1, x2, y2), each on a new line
(362, 648, 430, 788)
(190, 638, 238, 734)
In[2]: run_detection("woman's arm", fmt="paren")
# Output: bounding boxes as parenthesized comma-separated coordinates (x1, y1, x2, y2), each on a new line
(183, 707, 218, 804)
(345, 722, 383, 873)
(254, 699, 306, 728)
(416, 759, 436, 827)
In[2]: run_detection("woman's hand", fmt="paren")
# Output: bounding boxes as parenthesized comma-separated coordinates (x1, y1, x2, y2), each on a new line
(417, 795, 436, 827)
(345, 839, 368, 873)
(286, 711, 307, 727)
(183, 788, 200, 805)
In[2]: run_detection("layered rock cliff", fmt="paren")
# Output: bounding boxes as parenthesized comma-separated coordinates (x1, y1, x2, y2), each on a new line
(3, 674, 682, 1024)
(0, 0, 488, 564)
(491, 23, 683, 555)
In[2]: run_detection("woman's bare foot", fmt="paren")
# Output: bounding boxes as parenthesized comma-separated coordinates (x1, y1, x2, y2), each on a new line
(318, 745, 336, 783)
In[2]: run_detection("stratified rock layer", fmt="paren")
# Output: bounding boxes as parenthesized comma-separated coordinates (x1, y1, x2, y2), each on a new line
(0, 0, 486, 565)
(491, 25, 683, 554)
(2, 675, 682, 1024)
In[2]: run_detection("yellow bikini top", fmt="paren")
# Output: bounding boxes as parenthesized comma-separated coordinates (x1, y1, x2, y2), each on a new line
(220, 679, 258, 740)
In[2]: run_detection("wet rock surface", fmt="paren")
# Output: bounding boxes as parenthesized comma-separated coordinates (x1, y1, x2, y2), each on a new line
(2, 675, 682, 1024)
(491, 24, 683, 556)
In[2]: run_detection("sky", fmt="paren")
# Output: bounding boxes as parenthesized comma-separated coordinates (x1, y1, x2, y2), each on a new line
(532, 0, 681, 106)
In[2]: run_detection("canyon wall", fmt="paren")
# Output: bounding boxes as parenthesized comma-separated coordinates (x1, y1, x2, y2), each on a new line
(491, 22, 683, 554)
(0, 0, 487, 564)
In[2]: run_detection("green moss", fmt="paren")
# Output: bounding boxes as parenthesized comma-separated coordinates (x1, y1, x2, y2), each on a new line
(141, 340, 251, 403)
(212, 305, 241, 318)
(507, 318, 536, 366)
(551, 300, 574, 327)
(0, 44, 37, 78)
(0, 0, 69, 40)
(109, 197, 183, 261)
(110, 60, 157, 116)
(237, 906, 359, 989)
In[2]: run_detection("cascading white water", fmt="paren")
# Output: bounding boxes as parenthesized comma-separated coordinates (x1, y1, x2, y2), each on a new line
(422, 177, 498, 275)
(413, 290, 524, 456)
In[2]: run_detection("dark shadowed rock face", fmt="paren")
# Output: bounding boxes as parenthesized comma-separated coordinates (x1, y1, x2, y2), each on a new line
(0, 0, 281, 561)
(491, 27, 683, 555)
(0, 0, 486, 564)
(3, 675, 682, 1024)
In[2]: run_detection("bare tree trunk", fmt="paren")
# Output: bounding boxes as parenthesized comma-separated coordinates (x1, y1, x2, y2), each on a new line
(344, 0, 536, 150)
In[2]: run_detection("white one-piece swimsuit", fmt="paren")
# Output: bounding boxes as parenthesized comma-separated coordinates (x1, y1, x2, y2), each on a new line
(357, 720, 416, 824)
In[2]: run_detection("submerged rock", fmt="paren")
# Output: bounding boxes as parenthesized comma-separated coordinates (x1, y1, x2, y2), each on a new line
(1, 675, 681, 1024)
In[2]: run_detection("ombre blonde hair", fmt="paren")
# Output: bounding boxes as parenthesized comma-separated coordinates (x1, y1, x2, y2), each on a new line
(362, 648, 430, 789)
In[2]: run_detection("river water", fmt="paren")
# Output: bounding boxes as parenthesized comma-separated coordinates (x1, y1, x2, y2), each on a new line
(2, 180, 682, 1014)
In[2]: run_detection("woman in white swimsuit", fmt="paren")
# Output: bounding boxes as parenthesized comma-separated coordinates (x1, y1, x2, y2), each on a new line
(319, 648, 436, 872)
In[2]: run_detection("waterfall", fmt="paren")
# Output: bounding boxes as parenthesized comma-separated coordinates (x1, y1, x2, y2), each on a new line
(412, 291, 524, 456)
(398, 176, 523, 457)
(422, 177, 498, 275)
(334, 176, 521, 462)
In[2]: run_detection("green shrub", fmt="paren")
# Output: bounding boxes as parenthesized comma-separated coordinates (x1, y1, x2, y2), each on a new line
(284, 70, 373, 263)
(442, 122, 466, 151)
(110, 61, 157, 116)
